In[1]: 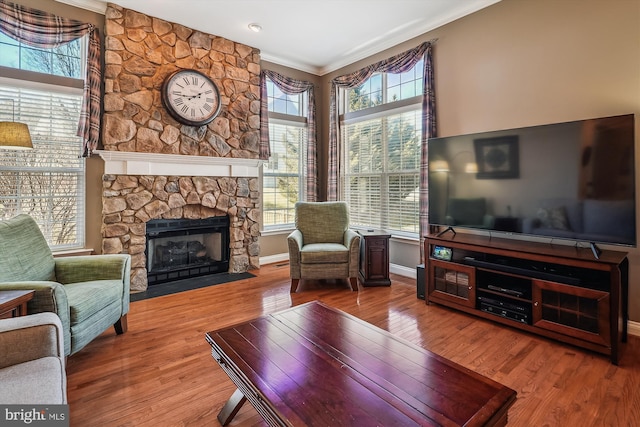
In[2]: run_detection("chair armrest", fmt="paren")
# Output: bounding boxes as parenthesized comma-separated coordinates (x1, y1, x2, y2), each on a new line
(287, 230, 303, 253)
(344, 229, 360, 248)
(287, 230, 303, 279)
(0, 312, 64, 370)
(55, 254, 131, 284)
(345, 230, 361, 277)
(0, 282, 69, 322)
(0, 282, 71, 353)
(55, 254, 131, 333)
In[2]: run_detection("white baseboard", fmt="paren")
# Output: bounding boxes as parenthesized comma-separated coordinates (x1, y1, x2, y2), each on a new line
(262, 254, 418, 278)
(259, 253, 289, 266)
(258, 254, 640, 337)
(390, 263, 417, 279)
(628, 320, 640, 337)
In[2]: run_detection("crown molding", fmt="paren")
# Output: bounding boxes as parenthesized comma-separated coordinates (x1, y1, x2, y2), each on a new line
(55, 0, 107, 14)
(259, 52, 320, 76)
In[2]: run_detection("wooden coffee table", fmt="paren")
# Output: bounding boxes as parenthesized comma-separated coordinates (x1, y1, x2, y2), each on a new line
(205, 301, 516, 426)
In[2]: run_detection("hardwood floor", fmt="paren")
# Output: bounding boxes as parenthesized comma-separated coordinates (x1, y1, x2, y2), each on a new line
(67, 262, 640, 426)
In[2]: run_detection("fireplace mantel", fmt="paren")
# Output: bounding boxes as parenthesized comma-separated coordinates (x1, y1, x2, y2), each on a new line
(95, 150, 264, 178)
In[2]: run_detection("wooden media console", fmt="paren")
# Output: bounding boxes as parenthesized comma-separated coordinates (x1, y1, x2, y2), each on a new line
(424, 232, 628, 364)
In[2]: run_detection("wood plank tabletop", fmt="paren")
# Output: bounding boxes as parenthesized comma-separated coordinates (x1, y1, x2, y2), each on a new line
(206, 301, 516, 426)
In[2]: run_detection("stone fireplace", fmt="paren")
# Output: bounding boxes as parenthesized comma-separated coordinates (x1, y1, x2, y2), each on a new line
(99, 4, 263, 292)
(98, 151, 262, 292)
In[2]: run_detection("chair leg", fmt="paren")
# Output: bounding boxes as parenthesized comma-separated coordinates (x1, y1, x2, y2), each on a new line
(349, 277, 359, 292)
(114, 314, 128, 335)
(290, 279, 300, 293)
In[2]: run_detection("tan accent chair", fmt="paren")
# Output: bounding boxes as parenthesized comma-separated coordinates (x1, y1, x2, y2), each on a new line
(287, 201, 361, 292)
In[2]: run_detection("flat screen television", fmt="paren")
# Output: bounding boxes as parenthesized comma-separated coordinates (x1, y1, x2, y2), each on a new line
(428, 114, 636, 247)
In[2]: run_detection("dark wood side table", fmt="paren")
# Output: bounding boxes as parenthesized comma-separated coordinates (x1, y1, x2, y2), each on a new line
(358, 230, 391, 287)
(0, 290, 35, 319)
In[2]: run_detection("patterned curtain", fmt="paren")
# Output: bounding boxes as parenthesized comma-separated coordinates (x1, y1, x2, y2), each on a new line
(0, 0, 101, 156)
(419, 47, 437, 262)
(328, 41, 436, 261)
(260, 70, 318, 201)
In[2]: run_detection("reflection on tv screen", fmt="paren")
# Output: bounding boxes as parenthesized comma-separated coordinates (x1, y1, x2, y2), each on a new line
(428, 114, 636, 246)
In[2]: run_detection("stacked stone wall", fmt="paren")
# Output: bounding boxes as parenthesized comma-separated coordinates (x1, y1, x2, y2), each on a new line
(103, 3, 261, 157)
(101, 4, 262, 291)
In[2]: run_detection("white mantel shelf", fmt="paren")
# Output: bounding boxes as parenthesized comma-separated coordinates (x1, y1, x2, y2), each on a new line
(94, 150, 264, 178)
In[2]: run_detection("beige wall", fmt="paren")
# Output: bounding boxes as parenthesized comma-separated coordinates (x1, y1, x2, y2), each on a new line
(85, 157, 105, 253)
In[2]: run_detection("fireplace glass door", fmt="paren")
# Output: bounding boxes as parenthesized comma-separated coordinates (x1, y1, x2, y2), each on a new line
(146, 217, 230, 285)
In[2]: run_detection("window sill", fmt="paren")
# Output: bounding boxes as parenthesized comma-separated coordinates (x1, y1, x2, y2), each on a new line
(389, 234, 420, 245)
(53, 248, 94, 257)
(261, 227, 295, 237)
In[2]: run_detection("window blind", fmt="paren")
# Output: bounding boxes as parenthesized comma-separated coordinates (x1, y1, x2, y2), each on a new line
(341, 109, 421, 235)
(263, 121, 307, 228)
(0, 81, 85, 249)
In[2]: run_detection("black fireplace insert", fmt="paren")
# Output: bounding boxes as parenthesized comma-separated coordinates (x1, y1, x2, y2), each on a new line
(145, 216, 230, 285)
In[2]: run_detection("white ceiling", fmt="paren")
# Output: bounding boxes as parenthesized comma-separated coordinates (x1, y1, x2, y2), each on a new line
(59, 0, 500, 76)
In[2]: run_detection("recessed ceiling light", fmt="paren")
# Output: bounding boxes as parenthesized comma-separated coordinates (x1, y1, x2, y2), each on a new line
(248, 23, 262, 33)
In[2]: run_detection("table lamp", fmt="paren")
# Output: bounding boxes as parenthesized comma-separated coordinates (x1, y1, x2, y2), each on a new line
(0, 99, 32, 150)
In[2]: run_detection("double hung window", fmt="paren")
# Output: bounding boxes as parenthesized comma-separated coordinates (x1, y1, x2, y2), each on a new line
(262, 78, 308, 230)
(0, 32, 85, 249)
(340, 59, 423, 236)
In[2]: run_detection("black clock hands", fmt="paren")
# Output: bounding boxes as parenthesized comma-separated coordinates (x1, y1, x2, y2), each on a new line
(175, 92, 203, 101)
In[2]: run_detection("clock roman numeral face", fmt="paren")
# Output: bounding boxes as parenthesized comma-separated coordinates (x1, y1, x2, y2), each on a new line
(162, 70, 221, 126)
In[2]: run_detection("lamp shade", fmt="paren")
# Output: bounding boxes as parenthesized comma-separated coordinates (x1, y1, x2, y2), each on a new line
(465, 162, 478, 174)
(0, 121, 33, 149)
(430, 160, 450, 172)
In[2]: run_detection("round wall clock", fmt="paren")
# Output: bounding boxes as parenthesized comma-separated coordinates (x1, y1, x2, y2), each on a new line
(161, 69, 221, 127)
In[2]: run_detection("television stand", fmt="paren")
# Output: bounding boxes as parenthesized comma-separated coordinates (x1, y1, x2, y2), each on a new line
(424, 233, 628, 364)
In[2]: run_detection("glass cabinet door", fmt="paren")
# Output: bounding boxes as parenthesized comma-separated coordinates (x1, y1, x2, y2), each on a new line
(429, 260, 476, 308)
(532, 279, 610, 347)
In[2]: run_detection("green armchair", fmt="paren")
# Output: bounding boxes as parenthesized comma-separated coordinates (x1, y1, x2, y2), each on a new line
(287, 201, 360, 293)
(0, 214, 130, 356)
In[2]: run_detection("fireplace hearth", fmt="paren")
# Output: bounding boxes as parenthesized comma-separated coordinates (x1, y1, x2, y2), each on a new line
(145, 217, 230, 285)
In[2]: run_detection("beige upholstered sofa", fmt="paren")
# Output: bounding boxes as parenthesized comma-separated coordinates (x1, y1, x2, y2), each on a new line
(287, 201, 360, 292)
(0, 312, 67, 404)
